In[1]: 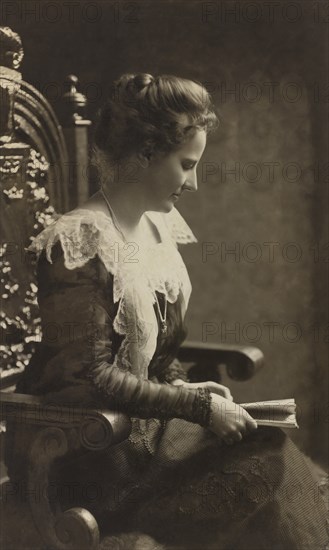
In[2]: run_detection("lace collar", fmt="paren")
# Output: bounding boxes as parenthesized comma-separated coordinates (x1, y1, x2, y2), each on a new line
(27, 206, 197, 261)
(26, 207, 197, 379)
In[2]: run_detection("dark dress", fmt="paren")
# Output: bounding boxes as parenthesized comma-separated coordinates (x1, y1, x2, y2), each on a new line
(7, 207, 329, 550)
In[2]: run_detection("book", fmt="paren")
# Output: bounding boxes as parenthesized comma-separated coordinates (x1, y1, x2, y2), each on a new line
(240, 398, 298, 428)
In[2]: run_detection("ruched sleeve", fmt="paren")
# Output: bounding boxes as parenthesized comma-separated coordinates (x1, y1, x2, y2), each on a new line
(18, 241, 211, 428)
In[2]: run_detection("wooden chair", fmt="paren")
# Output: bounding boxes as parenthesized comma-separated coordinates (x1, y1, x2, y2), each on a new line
(0, 26, 264, 550)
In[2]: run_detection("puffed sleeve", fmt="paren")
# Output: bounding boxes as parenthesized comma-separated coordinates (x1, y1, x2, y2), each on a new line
(19, 241, 211, 428)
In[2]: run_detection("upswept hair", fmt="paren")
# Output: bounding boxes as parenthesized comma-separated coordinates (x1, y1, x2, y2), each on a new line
(91, 73, 219, 184)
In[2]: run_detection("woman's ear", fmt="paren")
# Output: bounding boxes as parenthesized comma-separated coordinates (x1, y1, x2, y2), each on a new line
(137, 151, 150, 168)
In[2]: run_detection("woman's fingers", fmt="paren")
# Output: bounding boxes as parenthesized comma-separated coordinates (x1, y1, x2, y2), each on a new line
(239, 412, 258, 434)
(206, 382, 233, 400)
(218, 385, 233, 401)
(224, 431, 243, 445)
(209, 394, 258, 443)
(246, 416, 258, 432)
(171, 379, 185, 386)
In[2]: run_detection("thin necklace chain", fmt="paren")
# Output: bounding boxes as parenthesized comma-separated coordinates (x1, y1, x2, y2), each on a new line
(154, 292, 168, 335)
(100, 186, 168, 335)
(100, 186, 126, 242)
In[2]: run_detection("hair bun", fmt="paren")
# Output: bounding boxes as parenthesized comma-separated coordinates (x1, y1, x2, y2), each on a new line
(132, 73, 154, 91)
(113, 73, 154, 98)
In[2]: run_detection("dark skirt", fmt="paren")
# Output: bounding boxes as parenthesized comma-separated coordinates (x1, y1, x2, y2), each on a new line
(52, 417, 329, 550)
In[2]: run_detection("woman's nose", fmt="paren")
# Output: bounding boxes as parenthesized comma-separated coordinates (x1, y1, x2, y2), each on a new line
(184, 171, 198, 192)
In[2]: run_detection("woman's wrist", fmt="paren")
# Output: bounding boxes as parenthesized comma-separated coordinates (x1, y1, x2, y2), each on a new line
(192, 387, 212, 428)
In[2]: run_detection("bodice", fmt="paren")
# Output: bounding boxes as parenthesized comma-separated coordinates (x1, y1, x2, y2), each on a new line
(20, 206, 197, 397)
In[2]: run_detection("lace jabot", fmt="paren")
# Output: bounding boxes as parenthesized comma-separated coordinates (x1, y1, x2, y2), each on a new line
(26, 206, 197, 379)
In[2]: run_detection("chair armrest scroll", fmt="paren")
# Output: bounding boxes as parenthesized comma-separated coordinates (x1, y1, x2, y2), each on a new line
(1, 391, 132, 549)
(0, 391, 132, 450)
(177, 340, 264, 381)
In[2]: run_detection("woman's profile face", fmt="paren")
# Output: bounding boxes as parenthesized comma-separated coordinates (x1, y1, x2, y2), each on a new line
(145, 127, 207, 213)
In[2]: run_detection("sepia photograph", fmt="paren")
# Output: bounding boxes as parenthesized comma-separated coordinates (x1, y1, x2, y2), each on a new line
(0, 1, 328, 549)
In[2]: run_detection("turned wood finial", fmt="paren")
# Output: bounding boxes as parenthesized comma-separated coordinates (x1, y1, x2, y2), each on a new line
(61, 74, 88, 124)
(0, 26, 24, 70)
(59, 74, 91, 208)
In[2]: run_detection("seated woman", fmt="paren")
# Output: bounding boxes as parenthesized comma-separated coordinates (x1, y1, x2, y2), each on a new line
(8, 73, 328, 549)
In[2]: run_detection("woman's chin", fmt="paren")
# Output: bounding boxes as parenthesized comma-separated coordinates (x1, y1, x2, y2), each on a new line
(150, 199, 176, 213)
(163, 201, 176, 212)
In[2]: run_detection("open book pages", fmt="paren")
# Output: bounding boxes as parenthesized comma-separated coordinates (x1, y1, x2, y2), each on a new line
(240, 399, 299, 428)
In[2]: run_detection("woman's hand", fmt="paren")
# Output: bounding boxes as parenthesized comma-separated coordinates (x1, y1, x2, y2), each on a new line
(209, 393, 258, 445)
(170, 380, 257, 444)
(171, 379, 233, 401)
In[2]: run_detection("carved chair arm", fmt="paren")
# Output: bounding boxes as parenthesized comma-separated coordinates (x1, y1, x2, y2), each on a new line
(0, 392, 132, 450)
(178, 340, 264, 382)
(0, 391, 132, 550)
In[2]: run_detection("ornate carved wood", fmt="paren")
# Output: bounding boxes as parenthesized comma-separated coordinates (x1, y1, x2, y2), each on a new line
(1, 391, 132, 549)
(0, 27, 59, 386)
(0, 26, 92, 385)
(28, 427, 100, 550)
(13, 78, 69, 211)
(0, 26, 69, 212)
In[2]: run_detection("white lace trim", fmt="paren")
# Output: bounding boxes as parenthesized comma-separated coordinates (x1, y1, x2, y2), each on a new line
(26, 207, 197, 379)
(146, 208, 198, 246)
(161, 207, 198, 245)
